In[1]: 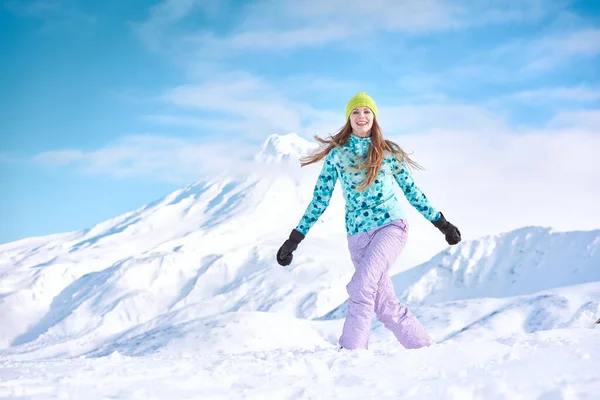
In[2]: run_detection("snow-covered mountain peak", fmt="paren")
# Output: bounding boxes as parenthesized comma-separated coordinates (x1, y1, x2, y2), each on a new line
(254, 133, 318, 163)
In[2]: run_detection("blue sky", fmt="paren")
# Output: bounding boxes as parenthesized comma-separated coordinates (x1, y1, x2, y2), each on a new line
(1, 0, 600, 244)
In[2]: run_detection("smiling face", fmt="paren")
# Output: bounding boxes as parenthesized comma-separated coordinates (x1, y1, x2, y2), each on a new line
(349, 106, 374, 137)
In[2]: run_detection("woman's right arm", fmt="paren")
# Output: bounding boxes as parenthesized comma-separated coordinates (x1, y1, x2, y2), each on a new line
(294, 151, 339, 236)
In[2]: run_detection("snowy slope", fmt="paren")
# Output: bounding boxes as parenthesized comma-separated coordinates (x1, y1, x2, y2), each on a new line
(393, 226, 600, 305)
(1, 328, 599, 399)
(0, 134, 354, 356)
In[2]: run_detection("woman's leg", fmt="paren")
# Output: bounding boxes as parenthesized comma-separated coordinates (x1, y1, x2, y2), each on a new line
(339, 220, 410, 350)
(374, 274, 435, 349)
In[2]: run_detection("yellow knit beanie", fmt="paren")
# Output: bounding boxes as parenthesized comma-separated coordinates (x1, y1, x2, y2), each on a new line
(345, 92, 378, 120)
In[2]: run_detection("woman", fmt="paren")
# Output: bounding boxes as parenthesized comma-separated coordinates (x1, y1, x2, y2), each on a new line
(276, 92, 461, 350)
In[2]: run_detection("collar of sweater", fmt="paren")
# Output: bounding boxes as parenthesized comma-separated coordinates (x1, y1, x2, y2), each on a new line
(346, 134, 371, 153)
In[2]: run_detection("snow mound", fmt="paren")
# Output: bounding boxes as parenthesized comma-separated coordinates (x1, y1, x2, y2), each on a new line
(393, 226, 600, 305)
(1, 327, 599, 399)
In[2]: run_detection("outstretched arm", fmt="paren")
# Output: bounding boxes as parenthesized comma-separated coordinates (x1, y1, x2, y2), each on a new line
(277, 151, 338, 267)
(295, 151, 338, 236)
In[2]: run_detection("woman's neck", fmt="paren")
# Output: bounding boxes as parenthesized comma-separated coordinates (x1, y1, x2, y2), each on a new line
(352, 131, 371, 138)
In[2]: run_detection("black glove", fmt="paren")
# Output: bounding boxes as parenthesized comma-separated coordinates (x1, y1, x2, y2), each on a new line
(432, 212, 461, 245)
(276, 229, 305, 266)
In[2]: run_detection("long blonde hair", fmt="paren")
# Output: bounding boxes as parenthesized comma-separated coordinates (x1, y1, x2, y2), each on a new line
(300, 118, 422, 192)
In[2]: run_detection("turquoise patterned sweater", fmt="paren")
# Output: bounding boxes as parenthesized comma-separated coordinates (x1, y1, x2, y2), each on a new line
(295, 134, 441, 236)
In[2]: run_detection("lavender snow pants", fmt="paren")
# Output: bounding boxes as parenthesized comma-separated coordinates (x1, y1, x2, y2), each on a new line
(339, 219, 435, 350)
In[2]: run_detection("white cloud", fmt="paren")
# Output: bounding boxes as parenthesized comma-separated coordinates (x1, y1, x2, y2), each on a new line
(548, 109, 600, 130)
(380, 104, 509, 134)
(512, 87, 600, 103)
(132, 0, 219, 51)
(34, 135, 258, 184)
(448, 28, 600, 84)
(464, 0, 566, 25)
(242, 0, 460, 34)
(34, 150, 84, 166)
(187, 25, 352, 51)
(396, 71, 449, 97)
(142, 114, 264, 138)
(171, 0, 461, 54)
(518, 29, 600, 70)
(134, 0, 562, 58)
(142, 114, 208, 128)
(239, 0, 559, 37)
(544, 29, 600, 56)
(158, 76, 349, 139)
(165, 83, 301, 134)
(524, 29, 600, 71)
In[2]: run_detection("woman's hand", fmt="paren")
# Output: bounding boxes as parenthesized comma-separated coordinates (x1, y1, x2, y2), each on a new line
(276, 229, 305, 266)
(432, 212, 461, 245)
